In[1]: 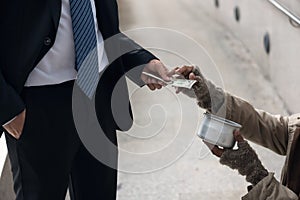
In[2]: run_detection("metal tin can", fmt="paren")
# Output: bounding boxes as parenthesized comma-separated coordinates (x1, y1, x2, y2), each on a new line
(198, 113, 242, 148)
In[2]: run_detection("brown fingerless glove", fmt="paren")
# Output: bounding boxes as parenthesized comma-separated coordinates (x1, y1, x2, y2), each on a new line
(219, 141, 269, 185)
(191, 67, 226, 114)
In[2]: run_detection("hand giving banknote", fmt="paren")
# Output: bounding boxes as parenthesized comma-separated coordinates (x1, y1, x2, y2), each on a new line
(142, 72, 197, 89)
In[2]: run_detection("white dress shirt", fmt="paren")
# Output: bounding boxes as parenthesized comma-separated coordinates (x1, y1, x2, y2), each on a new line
(3, 0, 109, 126)
(25, 0, 108, 87)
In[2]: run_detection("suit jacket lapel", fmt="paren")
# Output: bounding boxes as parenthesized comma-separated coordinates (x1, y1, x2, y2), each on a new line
(94, 0, 119, 40)
(49, 0, 62, 31)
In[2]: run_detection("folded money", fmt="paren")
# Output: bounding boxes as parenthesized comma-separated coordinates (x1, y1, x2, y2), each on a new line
(142, 72, 197, 89)
(171, 78, 197, 89)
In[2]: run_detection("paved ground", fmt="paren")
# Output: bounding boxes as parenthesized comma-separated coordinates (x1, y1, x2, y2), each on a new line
(0, 1, 289, 200)
(116, 0, 288, 200)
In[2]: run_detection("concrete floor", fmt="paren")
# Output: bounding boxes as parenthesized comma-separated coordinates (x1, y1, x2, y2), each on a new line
(117, 0, 287, 200)
(0, 1, 290, 200)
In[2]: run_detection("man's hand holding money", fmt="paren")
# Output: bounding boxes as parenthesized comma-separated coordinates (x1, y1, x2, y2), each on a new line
(141, 59, 173, 90)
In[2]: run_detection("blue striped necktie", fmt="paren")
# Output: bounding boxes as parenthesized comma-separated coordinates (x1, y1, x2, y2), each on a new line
(69, 0, 99, 99)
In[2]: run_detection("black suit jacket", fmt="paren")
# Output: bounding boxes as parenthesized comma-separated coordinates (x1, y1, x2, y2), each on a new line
(0, 0, 157, 136)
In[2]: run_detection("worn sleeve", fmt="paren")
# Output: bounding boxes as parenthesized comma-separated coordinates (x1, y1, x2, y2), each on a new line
(242, 173, 298, 200)
(224, 93, 289, 155)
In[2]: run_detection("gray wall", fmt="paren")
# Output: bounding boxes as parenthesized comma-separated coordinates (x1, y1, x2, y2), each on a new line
(196, 0, 300, 113)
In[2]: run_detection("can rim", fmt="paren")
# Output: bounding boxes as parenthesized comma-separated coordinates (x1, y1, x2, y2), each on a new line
(203, 113, 242, 128)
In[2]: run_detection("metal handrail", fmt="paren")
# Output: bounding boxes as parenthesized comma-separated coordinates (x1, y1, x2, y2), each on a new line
(268, 0, 300, 27)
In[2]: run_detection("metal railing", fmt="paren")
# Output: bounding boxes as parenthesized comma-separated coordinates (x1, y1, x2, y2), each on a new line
(268, 0, 300, 27)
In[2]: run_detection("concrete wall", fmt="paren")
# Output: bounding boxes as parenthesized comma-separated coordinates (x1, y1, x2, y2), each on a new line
(196, 0, 300, 113)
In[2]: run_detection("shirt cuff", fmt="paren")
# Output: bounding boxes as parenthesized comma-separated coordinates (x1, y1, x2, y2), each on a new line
(3, 116, 17, 126)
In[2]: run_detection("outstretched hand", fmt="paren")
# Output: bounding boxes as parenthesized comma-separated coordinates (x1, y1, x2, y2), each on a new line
(173, 65, 199, 97)
(175, 65, 197, 80)
(204, 130, 244, 157)
(141, 59, 174, 90)
(205, 130, 269, 185)
(174, 65, 225, 113)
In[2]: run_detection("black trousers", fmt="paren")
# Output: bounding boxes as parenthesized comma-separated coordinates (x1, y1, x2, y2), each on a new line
(5, 81, 118, 200)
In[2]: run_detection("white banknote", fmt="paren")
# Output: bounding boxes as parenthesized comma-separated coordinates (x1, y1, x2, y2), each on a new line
(142, 72, 197, 89)
(171, 78, 197, 89)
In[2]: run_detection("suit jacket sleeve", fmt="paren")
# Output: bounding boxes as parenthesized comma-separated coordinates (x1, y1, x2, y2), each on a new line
(0, 69, 25, 133)
(118, 33, 159, 87)
(94, 0, 158, 86)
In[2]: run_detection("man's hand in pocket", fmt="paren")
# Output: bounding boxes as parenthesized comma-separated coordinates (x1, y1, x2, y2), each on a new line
(3, 110, 26, 139)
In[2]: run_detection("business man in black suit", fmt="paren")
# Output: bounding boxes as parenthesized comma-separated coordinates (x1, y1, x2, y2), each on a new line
(0, 0, 170, 199)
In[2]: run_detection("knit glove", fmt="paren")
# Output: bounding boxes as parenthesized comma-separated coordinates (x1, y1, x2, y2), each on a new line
(175, 66, 225, 114)
(207, 131, 269, 186)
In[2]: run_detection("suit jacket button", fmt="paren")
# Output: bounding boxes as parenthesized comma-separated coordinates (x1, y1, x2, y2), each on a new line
(44, 37, 52, 46)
